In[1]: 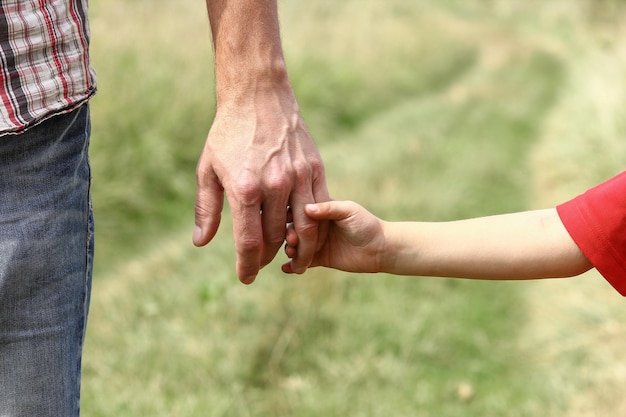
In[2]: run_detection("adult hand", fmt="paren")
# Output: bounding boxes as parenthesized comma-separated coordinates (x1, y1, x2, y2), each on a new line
(193, 89, 329, 284)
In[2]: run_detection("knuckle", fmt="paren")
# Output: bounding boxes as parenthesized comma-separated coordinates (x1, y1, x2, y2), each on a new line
(294, 221, 318, 239)
(238, 235, 263, 253)
(263, 172, 290, 194)
(291, 157, 326, 191)
(195, 164, 211, 183)
(292, 159, 313, 178)
(231, 175, 261, 203)
(308, 157, 325, 176)
(194, 201, 211, 218)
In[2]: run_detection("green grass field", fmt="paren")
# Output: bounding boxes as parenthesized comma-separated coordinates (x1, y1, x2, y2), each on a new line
(84, 0, 626, 415)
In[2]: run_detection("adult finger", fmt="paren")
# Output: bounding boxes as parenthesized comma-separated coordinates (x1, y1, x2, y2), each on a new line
(285, 167, 329, 274)
(311, 172, 331, 251)
(226, 174, 265, 284)
(193, 166, 224, 247)
(259, 191, 291, 267)
(230, 199, 264, 284)
(288, 187, 318, 274)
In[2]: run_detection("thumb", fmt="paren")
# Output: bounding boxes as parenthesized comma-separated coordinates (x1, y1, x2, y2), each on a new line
(304, 200, 356, 221)
(193, 168, 224, 247)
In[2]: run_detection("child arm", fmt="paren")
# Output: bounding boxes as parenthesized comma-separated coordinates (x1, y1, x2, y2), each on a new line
(383, 208, 592, 279)
(284, 202, 593, 280)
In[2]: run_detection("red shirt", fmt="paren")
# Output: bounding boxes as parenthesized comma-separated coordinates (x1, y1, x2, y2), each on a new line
(0, 0, 96, 135)
(557, 170, 626, 296)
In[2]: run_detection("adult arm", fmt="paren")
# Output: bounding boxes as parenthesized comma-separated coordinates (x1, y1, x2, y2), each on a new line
(194, 0, 329, 284)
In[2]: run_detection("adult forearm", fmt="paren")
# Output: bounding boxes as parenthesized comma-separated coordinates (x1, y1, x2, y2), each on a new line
(205, 0, 291, 106)
(382, 208, 593, 280)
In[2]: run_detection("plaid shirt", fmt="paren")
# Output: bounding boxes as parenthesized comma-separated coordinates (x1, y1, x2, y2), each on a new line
(0, 0, 96, 135)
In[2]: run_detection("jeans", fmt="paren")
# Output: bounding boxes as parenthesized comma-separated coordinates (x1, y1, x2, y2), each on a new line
(0, 104, 93, 416)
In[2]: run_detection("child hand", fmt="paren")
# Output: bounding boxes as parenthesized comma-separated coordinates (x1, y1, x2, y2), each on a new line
(282, 200, 386, 274)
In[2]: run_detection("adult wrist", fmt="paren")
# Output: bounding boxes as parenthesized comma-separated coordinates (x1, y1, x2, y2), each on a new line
(215, 58, 292, 107)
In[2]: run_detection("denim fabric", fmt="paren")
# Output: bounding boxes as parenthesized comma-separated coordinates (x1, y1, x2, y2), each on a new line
(0, 104, 93, 416)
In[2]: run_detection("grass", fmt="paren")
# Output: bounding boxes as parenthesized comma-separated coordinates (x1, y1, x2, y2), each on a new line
(84, 0, 626, 416)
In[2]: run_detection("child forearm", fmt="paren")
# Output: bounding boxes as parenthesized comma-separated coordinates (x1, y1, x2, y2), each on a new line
(382, 208, 593, 280)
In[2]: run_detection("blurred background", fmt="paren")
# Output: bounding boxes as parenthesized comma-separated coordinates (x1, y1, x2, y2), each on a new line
(84, 0, 626, 415)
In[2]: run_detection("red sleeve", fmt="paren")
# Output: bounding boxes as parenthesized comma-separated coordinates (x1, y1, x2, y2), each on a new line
(556, 170, 626, 296)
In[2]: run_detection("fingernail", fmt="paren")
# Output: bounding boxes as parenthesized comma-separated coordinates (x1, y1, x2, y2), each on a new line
(306, 204, 318, 213)
(193, 226, 203, 243)
(240, 275, 256, 285)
